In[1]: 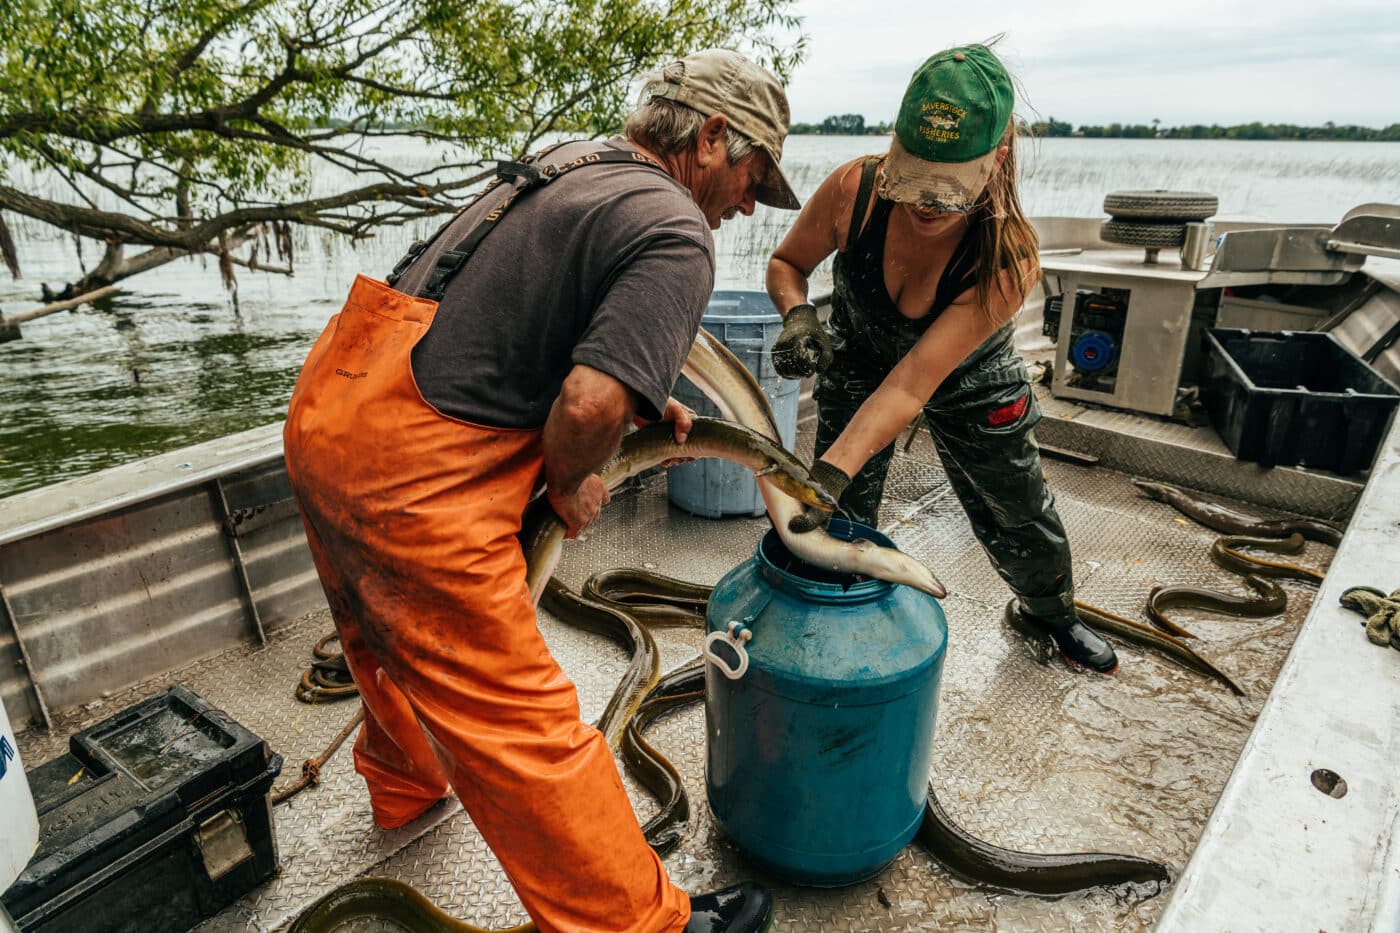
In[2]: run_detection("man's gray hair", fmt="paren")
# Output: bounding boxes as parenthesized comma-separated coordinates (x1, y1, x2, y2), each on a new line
(625, 64, 757, 164)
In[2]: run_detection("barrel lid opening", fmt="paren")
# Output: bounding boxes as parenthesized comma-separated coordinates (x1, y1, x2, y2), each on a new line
(757, 518, 895, 600)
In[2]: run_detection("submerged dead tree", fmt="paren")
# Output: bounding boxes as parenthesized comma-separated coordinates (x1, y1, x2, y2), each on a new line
(0, 0, 805, 301)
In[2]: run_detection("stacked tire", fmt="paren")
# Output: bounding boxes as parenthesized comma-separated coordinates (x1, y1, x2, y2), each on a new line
(1100, 190, 1218, 251)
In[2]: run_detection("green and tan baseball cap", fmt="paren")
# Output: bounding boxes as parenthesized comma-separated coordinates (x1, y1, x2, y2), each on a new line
(642, 49, 801, 210)
(881, 44, 1014, 212)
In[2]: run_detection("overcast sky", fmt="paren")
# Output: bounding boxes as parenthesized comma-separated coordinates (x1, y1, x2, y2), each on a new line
(777, 0, 1400, 128)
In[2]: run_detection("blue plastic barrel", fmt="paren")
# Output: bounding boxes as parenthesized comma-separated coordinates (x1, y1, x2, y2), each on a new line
(669, 290, 799, 518)
(703, 519, 948, 886)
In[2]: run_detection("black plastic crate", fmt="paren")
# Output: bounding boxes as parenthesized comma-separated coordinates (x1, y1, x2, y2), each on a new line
(1202, 328, 1400, 473)
(2, 685, 281, 933)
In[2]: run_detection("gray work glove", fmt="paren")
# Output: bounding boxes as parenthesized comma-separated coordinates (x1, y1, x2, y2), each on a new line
(771, 303, 833, 379)
(788, 459, 851, 533)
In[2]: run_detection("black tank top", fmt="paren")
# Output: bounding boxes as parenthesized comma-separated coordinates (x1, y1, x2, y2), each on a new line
(829, 157, 982, 370)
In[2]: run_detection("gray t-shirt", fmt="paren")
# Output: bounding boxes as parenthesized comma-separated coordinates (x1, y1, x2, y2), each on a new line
(396, 137, 715, 426)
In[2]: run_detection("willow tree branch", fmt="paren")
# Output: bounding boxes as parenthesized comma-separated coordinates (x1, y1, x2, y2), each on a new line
(0, 173, 487, 250)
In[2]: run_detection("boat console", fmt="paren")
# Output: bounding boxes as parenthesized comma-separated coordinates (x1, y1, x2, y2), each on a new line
(1042, 202, 1400, 423)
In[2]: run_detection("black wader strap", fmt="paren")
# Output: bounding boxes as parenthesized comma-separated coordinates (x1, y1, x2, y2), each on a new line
(385, 142, 571, 289)
(847, 157, 881, 246)
(384, 175, 508, 289)
(393, 148, 669, 302)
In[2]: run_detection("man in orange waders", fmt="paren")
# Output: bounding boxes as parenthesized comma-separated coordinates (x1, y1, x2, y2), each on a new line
(283, 49, 798, 933)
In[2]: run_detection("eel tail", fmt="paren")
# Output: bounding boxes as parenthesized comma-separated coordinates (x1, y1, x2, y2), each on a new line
(917, 785, 1172, 896)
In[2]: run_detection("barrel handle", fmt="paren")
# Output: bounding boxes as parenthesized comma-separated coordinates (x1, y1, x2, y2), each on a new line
(703, 621, 752, 680)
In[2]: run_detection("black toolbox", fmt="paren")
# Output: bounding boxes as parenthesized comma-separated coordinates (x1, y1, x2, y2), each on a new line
(1202, 328, 1400, 474)
(2, 685, 281, 932)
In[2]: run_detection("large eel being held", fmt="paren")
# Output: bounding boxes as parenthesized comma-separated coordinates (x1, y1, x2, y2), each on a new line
(681, 328, 947, 599)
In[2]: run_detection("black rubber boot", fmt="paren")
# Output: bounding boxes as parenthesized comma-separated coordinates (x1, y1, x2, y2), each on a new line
(684, 882, 773, 933)
(1012, 601, 1119, 674)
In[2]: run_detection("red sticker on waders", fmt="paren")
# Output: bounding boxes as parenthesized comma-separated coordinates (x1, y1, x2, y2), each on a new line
(987, 394, 1029, 427)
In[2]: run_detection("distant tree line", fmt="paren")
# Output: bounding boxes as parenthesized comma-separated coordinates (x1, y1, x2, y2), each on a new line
(1021, 117, 1400, 141)
(792, 113, 1400, 141)
(789, 114, 891, 135)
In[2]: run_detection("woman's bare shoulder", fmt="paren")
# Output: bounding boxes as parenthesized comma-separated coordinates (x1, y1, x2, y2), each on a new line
(830, 155, 880, 197)
(820, 155, 882, 250)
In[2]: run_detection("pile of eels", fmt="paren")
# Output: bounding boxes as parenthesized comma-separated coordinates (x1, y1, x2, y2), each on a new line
(298, 339, 1389, 929)
(288, 561, 1171, 933)
(284, 479, 1344, 929)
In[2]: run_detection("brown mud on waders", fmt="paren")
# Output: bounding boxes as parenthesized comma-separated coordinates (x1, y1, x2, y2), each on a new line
(283, 148, 691, 933)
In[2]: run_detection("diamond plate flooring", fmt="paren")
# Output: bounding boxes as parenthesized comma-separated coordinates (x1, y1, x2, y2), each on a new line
(15, 418, 1335, 933)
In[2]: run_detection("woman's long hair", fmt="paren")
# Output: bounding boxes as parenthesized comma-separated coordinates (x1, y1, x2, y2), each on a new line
(967, 123, 1039, 324)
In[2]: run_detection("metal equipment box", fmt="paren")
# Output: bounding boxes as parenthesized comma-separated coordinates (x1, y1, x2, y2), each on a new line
(1, 685, 281, 933)
(1042, 250, 1213, 417)
(1201, 328, 1400, 474)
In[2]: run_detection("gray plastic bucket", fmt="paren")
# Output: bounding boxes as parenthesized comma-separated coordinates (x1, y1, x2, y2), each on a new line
(669, 290, 800, 518)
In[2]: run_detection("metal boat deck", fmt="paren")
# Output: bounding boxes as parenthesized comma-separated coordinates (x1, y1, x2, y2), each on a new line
(12, 367, 1394, 931)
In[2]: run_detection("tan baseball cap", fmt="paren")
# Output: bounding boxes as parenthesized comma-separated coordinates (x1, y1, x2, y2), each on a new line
(642, 49, 801, 210)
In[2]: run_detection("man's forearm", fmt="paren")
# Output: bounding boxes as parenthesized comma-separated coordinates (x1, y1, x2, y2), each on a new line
(542, 365, 634, 494)
(542, 401, 625, 494)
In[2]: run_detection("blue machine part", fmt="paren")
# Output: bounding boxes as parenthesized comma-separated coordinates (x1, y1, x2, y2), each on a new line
(1070, 329, 1119, 373)
(704, 519, 948, 887)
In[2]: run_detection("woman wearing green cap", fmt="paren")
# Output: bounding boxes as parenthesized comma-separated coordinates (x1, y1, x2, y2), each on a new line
(766, 43, 1117, 674)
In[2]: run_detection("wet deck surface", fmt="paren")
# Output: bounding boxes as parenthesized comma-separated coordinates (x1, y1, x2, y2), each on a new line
(17, 415, 1335, 932)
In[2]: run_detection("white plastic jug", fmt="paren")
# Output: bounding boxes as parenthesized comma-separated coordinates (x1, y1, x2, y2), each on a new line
(0, 694, 38, 895)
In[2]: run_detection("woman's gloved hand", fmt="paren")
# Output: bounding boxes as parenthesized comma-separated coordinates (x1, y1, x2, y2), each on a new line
(788, 459, 851, 533)
(771, 303, 833, 379)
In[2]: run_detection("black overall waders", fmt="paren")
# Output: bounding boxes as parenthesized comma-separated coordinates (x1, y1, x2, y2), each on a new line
(812, 158, 1117, 674)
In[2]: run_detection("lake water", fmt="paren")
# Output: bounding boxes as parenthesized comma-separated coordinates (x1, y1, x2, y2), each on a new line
(2, 137, 1397, 498)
